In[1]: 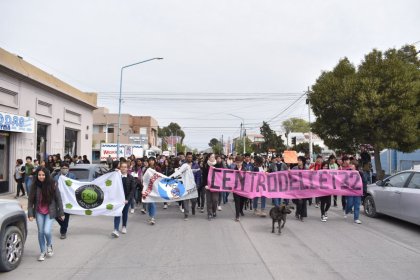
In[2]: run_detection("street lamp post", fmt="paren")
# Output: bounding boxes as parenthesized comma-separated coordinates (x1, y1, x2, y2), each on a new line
(228, 114, 246, 154)
(116, 57, 163, 158)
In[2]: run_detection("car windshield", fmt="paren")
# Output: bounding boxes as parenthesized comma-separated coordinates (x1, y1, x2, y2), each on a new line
(70, 169, 90, 181)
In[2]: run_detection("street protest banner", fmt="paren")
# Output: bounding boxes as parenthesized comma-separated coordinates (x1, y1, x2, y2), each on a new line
(58, 172, 125, 216)
(207, 167, 363, 199)
(142, 164, 198, 203)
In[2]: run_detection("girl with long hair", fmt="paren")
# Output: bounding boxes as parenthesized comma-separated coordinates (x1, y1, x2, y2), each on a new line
(28, 167, 64, 261)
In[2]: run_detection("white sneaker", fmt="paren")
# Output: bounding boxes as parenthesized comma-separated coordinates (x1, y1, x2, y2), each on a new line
(141, 208, 146, 214)
(344, 211, 347, 219)
(163, 204, 168, 209)
(112, 230, 119, 238)
(315, 204, 319, 208)
(46, 245, 54, 257)
(130, 209, 134, 214)
(149, 218, 155, 225)
(321, 216, 327, 222)
(324, 213, 328, 220)
(354, 219, 362, 224)
(218, 206, 222, 211)
(121, 227, 127, 234)
(38, 252, 46, 261)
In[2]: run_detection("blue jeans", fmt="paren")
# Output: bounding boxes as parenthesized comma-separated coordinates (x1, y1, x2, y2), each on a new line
(345, 196, 361, 220)
(114, 203, 130, 230)
(25, 176, 32, 196)
(35, 212, 54, 253)
(272, 198, 281, 206)
(253, 197, 266, 210)
(223, 192, 230, 204)
(147, 203, 156, 218)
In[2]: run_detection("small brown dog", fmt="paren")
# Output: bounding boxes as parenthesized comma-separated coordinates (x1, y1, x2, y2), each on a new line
(269, 204, 294, 234)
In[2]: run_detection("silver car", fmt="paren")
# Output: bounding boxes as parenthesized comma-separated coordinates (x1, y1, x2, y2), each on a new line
(51, 164, 109, 182)
(364, 170, 420, 225)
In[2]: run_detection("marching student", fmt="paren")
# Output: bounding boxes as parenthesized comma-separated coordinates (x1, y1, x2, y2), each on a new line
(53, 163, 76, 239)
(112, 161, 136, 237)
(319, 162, 331, 222)
(28, 167, 64, 261)
(252, 156, 267, 217)
(202, 153, 218, 220)
(232, 156, 247, 221)
(14, 159, 26, 198)
(292, 156, 308, 222)
(142, 157, 159, 225)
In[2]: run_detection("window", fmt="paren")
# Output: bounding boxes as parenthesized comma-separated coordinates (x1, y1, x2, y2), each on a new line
(93, 125, 100, 134)
(64, 128, 78, 157)
(385, 172, 412, 188)
(407, 173, 420, 189)
(107, 126, 114, 133)
(37, 123, 48, 162)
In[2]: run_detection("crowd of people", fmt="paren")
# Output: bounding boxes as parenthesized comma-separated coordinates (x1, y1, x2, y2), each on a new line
(18, 150, 371, 262)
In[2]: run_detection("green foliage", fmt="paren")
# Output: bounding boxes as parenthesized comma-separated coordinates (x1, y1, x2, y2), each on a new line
(292, 142, 322, 155)
(235, 138, 253, 154)
(158, 123, 186, 149)
(208, 138, 223, 154)
(309, 45, 420, 179)
(259, 122, 285, 153)
(282, 118, 311, 133)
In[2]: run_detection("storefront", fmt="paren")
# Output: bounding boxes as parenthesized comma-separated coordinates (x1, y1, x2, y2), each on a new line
(0, 111, 35, 193)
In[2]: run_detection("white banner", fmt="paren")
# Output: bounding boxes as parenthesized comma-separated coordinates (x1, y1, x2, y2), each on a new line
(0, 111, 35, 133)
(142, 164, 198, 203)
(58, 171, 125, 216)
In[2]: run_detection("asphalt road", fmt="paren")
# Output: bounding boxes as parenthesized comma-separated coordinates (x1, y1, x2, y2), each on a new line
(2, 196, 420, 280)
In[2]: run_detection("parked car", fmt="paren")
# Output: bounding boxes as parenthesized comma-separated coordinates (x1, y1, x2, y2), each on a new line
(51, 164, 110, 182)
(0, 199, 27, 272)
(364, 170, 420, 226)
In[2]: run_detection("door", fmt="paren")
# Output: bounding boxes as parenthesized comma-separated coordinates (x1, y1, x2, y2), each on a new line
(375, 172, 412, 217)
(401, 173, 420, 225)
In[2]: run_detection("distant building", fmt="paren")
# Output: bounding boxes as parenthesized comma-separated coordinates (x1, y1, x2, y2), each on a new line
(92, 107, 158, 160)
(0, 47, 97, 193)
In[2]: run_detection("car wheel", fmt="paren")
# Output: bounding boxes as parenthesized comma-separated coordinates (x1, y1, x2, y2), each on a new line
(0, 226, 24, 272)
(364, 196, 378, 218)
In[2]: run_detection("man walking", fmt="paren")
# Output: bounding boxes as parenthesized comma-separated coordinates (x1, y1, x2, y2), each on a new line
(54, 162, 76, 239)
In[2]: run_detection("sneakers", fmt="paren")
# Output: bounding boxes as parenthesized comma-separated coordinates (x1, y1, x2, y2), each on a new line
(200, 208, 204, 213)
(217, 206, 222, 211)
(121, 227, 127, 234)
(130, 209, 134, 214)
(38, 252, 46, 261)
(213, 212, 217, 218)
(344, 211, 348, 219)
(354, 219, 362, 224)
(148, 218, 156, 225)
(46, 245, 54, 257)
(208, 214, 212, 221)
(235, 217, 240, 222)
(60, 233, 67, 239)
(254, 209, 260, 216)
(321, 215, 327, 222)
(315, 203, 320, 208)
(324, 212, 328, 220)
(163, 204, 168, 209)
(184, 214, 189, 221)
(260, 211, 267, 218)
(141, 208, 146, 214)
(112, 230, 120, 238)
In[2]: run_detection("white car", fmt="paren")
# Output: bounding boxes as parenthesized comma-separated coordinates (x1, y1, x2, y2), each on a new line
(364, 170, 420, 225)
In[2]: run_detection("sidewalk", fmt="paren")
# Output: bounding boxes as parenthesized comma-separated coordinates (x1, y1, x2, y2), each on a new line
(0, 192, 28, 210)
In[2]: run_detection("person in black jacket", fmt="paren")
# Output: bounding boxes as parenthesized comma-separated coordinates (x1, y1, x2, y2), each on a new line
(112, 161, 136, 237)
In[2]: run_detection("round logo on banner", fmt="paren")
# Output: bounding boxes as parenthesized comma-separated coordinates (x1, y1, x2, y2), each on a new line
(75, 184, 104, 209)
(158, 178, 185, 200)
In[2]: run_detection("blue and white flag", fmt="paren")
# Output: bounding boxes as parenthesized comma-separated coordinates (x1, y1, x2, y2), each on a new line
(142, 165, 198, 203)
(57, 171, 125, 216)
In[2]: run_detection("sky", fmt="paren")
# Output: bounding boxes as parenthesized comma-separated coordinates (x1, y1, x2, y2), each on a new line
(1, 0, 419, 150)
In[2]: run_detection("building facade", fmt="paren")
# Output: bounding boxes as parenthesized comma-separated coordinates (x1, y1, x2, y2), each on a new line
(92, 107, 158, 160)
(0, 47, 97, 193)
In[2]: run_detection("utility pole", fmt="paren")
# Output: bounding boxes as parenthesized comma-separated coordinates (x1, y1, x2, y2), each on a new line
(242, 127, 246, 154)
(221, 134, 224, 155)
(307, 86, 313, 163)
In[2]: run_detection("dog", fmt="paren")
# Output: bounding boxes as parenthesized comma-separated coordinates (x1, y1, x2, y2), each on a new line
(269, 204, 294, 234)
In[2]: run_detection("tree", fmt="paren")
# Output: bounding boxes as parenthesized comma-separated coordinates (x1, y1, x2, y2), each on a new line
(309, 45, 420, 180)
(282, 118, 310, 134)
(208, 138, 223, 154)
(235, 137, 253, 154)
(158, 123, 185, 151)
(293, 142, 322, 156)
(259, 121, 285, 153)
